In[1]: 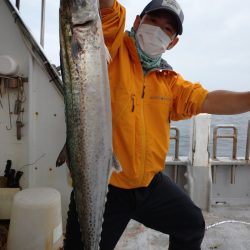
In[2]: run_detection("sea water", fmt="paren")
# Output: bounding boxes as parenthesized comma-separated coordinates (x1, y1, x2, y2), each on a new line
(168, 112, 250, 158)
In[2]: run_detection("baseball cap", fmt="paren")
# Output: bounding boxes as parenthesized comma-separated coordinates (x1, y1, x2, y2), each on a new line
(140, 0, 184, 35)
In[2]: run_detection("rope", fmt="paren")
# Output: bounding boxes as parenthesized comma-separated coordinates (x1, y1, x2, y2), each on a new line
(206, 220, 250, 230)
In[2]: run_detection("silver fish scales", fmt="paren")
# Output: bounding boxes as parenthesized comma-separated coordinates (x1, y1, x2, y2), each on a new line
(59, 0, 115, 249)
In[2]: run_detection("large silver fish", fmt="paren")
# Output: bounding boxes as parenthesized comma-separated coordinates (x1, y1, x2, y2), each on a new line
(59, 0, 118, 249)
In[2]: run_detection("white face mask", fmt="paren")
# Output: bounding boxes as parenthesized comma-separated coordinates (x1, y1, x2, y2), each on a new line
(135, 23, 172, 58)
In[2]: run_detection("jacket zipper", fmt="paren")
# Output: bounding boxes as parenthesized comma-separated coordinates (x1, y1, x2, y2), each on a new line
(131, 95, 135, 112)
(141, 86, 145, 98)
(140, 81, 146, 185)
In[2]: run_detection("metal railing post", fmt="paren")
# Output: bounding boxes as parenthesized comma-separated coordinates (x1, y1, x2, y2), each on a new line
(212, 125, 238, 184)
(213, 125, 238, 160)
(246, 120, 250, 161)
(170, 127, 180, 182)
(170, 127, 180, 161)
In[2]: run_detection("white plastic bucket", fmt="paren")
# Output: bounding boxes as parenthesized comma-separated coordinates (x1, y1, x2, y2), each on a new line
(7, 187, 63, 250)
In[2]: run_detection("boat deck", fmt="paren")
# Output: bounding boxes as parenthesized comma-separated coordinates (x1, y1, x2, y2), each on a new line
(115, 205, 250, 250)
(0, 205, 249, 249)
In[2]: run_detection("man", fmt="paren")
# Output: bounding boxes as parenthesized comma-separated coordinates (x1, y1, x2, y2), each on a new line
(64, 0, 250, 249)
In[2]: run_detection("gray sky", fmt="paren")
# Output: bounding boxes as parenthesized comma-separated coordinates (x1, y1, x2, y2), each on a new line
(11, 0, 250, 91)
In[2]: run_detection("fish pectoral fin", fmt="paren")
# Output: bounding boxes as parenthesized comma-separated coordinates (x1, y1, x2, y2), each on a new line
(112, 153, 122, 172)
(56, 143, 69, 167)
(104, 44, 112, 64)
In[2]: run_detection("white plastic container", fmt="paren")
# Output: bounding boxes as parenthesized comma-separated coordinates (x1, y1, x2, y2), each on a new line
(7, 187, 63, 250)
(0, 55, 19, 75)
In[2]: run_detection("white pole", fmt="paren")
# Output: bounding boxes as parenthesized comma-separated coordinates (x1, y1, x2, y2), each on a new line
(40, 0, 46, 48)
(188, 114, 212, 211)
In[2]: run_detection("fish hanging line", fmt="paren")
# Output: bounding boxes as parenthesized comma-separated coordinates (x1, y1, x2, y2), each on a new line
(206, 220, 250, 230)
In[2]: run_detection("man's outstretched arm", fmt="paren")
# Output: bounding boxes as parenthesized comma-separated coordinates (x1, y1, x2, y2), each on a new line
(201, 90, 250, 115)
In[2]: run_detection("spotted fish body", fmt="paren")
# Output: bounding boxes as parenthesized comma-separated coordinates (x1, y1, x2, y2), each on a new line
(59, 0, 113, 249)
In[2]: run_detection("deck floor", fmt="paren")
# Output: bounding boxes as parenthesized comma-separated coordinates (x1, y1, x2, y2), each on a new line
(115, 205, 250, 250)
(1, 206, 249, 250)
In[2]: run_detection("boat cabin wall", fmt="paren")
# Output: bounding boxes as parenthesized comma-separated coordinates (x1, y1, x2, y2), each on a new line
(0, 0, 72, 226)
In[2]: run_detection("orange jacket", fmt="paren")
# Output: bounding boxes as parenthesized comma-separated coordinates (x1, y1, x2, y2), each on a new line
(101, 1, 208, 189)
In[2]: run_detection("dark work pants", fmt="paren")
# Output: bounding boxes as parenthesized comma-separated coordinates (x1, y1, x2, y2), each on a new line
(64, 172, 205, 250)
